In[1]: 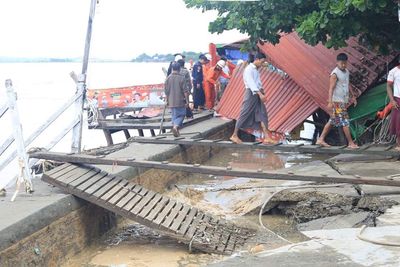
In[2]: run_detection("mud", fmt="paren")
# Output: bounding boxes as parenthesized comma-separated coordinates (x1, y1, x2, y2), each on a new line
(64, 221, 225, 267)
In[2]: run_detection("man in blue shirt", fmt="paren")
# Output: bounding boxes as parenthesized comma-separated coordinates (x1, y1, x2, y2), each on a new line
(192, 54, 208, 110)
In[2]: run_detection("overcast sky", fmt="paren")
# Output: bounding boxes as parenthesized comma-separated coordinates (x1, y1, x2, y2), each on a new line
(0, 0, 247, 60)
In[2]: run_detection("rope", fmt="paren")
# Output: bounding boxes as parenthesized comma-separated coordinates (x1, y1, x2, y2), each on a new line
(86, 98, 99, 127)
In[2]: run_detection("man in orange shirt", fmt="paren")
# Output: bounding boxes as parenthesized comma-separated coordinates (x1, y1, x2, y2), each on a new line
(204, 60, 230, 110)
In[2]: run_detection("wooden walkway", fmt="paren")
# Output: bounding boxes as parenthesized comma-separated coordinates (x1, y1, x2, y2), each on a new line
(90, 111, 213, 130)
(42, 163, 254, 255)
(130, 136, 400, 157)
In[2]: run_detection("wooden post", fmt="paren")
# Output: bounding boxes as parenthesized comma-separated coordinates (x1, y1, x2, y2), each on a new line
(71, 0, 97, 153)
(5, 79, 33, 195)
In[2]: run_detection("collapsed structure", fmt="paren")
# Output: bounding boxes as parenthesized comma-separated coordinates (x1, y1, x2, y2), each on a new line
(216, 32, 399, 141)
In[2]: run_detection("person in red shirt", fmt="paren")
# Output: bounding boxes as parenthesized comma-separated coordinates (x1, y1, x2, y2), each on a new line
(204, 60, 230, 110)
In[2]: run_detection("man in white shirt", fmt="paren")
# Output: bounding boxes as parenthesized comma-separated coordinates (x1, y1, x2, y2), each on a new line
(230, 52, 275, 144)
(387, 57, 400, 150)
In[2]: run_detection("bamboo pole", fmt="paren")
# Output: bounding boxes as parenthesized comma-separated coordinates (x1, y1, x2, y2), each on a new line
(71, 0, 97, 153)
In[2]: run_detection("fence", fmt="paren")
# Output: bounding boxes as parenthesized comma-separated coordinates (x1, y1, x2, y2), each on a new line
(0, 78, 85, 200)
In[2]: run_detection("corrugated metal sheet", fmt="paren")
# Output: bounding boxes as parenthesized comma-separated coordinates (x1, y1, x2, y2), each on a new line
(259, 33, 398, 113)
(216, 64, 318, 133)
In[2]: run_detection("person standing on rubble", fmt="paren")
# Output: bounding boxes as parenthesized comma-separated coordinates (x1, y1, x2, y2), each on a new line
(230, 52, 275, 144)
(387, 56, 400, 151)
(164, 62, 190, 137)
(316, 53, 359, 149)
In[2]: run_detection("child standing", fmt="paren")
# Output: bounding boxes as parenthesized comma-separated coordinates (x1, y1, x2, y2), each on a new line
(317, 53, 359, 148)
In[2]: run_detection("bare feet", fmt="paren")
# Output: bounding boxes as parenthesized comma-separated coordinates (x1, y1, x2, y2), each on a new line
(230, 135, 243, 144)
(347, 143, 359, 149)
(316, 139, 331, 147)
(395, 146, 400, 151)
(263, 137, 278, 145)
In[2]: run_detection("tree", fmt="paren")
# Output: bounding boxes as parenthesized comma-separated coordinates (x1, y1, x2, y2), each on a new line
(184, 0, 400, 53)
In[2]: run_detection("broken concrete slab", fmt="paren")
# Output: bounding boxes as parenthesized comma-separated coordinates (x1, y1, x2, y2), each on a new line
(302, 226, 400, 266)
(376, 205, 400, 226)
(328, 153, 393, 163)
(297, 212, 371, 231)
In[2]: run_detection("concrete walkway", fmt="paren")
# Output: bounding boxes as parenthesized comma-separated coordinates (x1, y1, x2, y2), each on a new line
(210, 226, 400, 267)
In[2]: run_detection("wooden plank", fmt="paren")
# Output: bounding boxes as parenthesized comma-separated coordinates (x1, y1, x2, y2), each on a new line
(138, 194, 163, 218)
(185, 212, 204, 239)
(76, 172, 109, 192)
(123, 188, 148, 212)
(50, 164, 79, 179)
(161, 202, 183, 229)
(170, 205, 191, 232)
(131, 191, 156, 215)
(57, 167, 95, 184)
(43, 163, 71, 177)
(196, 214, 211, 238)
(177, 207, 198, 235)
(108, 183, 136, 205)
(68, 168, 101, 188)
(209, 218, 223, 250)
(31, 152, 400, 187)
(91, 176, 124, 199)
(115, 185, 141, 209)
(153, 200, 176, 225)
(100, 180, 129, 202)
(217, 230, 231, 253)
(84, 174, 114, 196)
(225, 233, 237, 253)
(145, 196, 170, 221)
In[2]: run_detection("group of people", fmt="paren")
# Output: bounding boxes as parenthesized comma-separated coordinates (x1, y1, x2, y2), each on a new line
(164, 53, 231, 137)
(165, 49, 400, 150)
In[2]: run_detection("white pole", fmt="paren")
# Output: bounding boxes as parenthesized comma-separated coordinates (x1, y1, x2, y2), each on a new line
(5, 79, 33, 199)
(71, 0, 97, 153)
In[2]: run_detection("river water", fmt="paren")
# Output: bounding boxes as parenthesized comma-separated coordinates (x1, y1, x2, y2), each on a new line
(0, 62, 166, 188)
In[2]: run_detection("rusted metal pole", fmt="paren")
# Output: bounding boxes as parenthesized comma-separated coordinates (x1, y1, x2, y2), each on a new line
(71, 0, 97, 153)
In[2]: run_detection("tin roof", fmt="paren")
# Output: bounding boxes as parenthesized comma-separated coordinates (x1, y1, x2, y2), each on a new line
(216, 33, 398, 134)
(216, 64, 318, 133)
(259, 33, 398, 113)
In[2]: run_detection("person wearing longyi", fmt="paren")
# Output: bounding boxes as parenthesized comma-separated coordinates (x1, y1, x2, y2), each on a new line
(230, 52, 275, 145)
(164, 62, 190, 137)
(316, 53, 359, 149)
(387, 56, 400, 151)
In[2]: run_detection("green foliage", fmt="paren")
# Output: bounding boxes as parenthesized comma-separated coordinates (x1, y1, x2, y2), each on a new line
(131, 51, 204, 62)
(184, 0, 400, 53)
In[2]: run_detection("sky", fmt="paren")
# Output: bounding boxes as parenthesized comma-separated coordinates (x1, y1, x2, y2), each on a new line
(0, 0, 247, 60)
